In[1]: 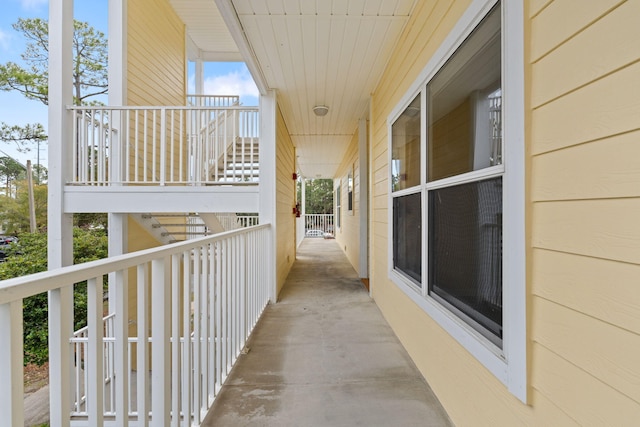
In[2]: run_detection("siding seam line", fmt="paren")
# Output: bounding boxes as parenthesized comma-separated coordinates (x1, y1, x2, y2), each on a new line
(530, 0, 626, 64)
(531, 57, 640, 110)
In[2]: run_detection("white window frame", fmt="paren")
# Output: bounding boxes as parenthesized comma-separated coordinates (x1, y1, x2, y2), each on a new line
(386, 0, 526, 403)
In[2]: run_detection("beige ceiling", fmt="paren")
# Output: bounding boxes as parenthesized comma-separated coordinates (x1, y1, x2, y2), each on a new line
(172, 0, 417, 179)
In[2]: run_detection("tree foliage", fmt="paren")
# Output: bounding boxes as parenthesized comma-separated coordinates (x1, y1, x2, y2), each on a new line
(0, 18, 108, 151)
(0, 18, 108, 106)
(301, 179, 334, 214)
(0, 229, 108, 365)
(0, 180, 47, 233)
(0, 156, 26, 197)
(0, 123, 47, 153)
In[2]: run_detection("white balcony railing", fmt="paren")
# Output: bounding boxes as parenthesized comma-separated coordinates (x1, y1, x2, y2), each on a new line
(186, 95, 240, 107)
(216, 213, 260, 231)
(0, 224, 272, 426)
(70, 105, 259, 186)
(304, 214, 334, 236)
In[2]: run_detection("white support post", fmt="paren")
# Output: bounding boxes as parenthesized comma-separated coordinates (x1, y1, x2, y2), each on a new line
(151, 257, 171, 426)
(0, 301, 24, 427)
(258, 90, 277, 302)
(195, 59, 204, 99)
(48, 2, 75, 426)
(107, 14, 130, 416)
(87, 277, 104, 426)
(108, 214, 129, 423)
(358, 117, 369, 279)
(137, 264, 149, 427)
(301, 176, 306, 216)
(108, 0, 127, 186)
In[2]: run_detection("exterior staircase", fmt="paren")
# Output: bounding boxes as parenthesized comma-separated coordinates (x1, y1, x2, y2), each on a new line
(211, 137, 260, 182)
(134, 212, 259, 243)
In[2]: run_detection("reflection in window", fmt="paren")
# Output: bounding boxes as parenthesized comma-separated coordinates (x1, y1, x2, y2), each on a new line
(427, 4, 501, 182)
(391, 94, 421, 192)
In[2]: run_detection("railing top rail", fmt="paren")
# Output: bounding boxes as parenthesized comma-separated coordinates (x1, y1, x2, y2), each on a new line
(0, 223, 270, 304)
(66, 105, 259, 111)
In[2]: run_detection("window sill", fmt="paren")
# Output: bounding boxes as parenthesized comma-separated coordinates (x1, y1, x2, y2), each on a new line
(388, 268, 508, 384)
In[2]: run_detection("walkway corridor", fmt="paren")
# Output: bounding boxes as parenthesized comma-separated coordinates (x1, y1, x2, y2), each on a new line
(203, 238, 453, 426)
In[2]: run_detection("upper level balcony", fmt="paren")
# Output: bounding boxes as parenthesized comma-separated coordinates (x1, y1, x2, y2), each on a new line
(65, 95, 261, 214)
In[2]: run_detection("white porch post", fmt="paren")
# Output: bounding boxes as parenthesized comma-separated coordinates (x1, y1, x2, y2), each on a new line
(0, 301, 24, 426)
(301, 176, 306, 217)
(358, 117, 369, 279)
(259, 90, 277, 302)
(48, 1, 75, 426)
(195, 59, 204, 97)
(108, 1, 130, 422)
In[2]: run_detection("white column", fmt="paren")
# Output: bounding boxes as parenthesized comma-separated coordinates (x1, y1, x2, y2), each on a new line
(195, 59, 204, 97)
(259, 90, 277, 302)
(108, 2, 130, 422)
(151, 257, 171, 426)
(0, 301, 24, 426)
(48, 1, 75, 425)
(107, 0, 128, 293)
(358, 117, 369, 279)
(301, 176, 306, 216)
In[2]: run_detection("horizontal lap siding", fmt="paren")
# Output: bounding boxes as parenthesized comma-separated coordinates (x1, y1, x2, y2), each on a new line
(127, 0, 186, 182)
(334, 130, 360, 272)
(531, 0, 640, 424)
(370, 0, 640, 425)
(276, 106, 296, 294)
(128, 0, 185, 106)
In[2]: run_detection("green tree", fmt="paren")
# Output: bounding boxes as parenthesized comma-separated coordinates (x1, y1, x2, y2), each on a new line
(0, 156, 26, 197)
(0, 18, 108, 105)
(301, 179, 334, 214)
(0, 180, 47, 233)
(0, 229, 108, 365)
(0, 18, 108, 150)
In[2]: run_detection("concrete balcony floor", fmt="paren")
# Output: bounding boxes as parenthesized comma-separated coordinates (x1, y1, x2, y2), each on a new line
(203, 238, 453, 426)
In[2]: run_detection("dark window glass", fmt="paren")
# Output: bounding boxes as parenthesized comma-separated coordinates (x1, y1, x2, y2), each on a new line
(393, 192, 422, 285)
(428, 177, 502, 342)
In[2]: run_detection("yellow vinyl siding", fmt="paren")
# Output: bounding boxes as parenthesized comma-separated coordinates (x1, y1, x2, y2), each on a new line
(532, 131, 640, 200)
(276, 105, 296, 294)
(530, 0, 640, 107)
(127, 0, 186, 183)
(531, 61, 640, 155)
(334, 130, 360, 272)
(529, 0, 624, 61)
(127, 0, 185, 106)
(531, 249, 640, 334)
(532, 297, 640, 403)
(528, 0, 640, 417)
(369, 0, 640, 425)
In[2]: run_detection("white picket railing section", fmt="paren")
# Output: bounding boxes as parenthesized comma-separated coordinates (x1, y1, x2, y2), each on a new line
(217, 214, 259, 231)
(187, 95, 240, 107)
(0, 224, 272, 426)
(69, 105, 259, 186)
(304, 214, 334, 236)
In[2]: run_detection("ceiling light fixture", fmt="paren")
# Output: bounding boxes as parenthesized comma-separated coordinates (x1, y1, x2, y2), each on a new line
(312, 105, 329, 117)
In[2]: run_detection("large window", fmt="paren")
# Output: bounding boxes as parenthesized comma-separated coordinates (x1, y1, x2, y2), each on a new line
(426, 3, 503, 346)
(388, 0, 526, 400)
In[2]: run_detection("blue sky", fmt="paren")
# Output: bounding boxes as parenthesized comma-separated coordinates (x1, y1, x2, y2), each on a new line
(0, 0, 258, 167)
